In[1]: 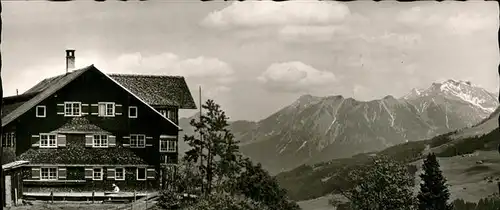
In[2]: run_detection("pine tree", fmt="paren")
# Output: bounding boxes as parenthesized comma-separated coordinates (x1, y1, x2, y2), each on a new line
(417, 153, 453, 210)
(180, 99, 300, 209)
(184, 99, 243, 195)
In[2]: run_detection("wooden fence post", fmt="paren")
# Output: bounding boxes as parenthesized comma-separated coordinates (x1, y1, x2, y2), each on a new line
(133, 190, 136, 202)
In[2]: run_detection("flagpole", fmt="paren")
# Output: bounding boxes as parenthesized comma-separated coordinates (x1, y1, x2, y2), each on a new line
(199, 86, 204, 195)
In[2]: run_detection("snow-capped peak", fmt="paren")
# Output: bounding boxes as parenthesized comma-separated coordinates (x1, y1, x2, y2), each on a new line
(402, 88, 425, 100)
(406, 79, 498, 113)
(442, 79, 472, 86)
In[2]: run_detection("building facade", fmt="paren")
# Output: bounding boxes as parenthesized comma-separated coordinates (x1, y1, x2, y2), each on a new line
(1, 50, 196, 193)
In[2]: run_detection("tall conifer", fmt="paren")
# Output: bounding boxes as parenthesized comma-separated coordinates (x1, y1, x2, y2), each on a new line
(417, 153, 453, 210)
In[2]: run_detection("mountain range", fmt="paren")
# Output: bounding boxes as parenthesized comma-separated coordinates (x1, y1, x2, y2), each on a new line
(179, 79, 499, 174)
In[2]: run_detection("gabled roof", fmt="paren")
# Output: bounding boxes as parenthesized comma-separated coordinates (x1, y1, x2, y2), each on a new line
(50, 117, 111, 134)
(2, 65, 184, 130)
(109, 74, 197, 109)
(24, 72, 197, 110)
(2, 66, 90, 127)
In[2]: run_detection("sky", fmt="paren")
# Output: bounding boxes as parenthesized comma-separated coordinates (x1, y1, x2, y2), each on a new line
(2, 1, 499, 121)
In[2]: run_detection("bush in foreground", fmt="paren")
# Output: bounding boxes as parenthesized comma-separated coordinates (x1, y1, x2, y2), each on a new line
(331, 156, 417, 210)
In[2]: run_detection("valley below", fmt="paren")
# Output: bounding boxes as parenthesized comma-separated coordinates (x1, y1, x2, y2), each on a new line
(178, 79, 500, 210)
(298, 150, 500, 210)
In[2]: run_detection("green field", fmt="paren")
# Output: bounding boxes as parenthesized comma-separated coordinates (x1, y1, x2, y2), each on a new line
(297, 150, 500, 210)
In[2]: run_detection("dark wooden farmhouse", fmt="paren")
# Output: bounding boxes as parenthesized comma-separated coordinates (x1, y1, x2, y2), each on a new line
(1, 50, 197, 194)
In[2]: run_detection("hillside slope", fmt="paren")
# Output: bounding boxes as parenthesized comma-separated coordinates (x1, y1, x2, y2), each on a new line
(276, 112, 500, 202)
(240, 80, 498, 173)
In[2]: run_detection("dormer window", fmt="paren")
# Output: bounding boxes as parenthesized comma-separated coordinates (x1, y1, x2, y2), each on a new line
(64, 102, 81, 117)
(36, 105, 46, 118)
(129, 106, 138, 118)
(41, 167, 57, 180)
(93, 135, 108, 148)
(98, 102, 115, 117)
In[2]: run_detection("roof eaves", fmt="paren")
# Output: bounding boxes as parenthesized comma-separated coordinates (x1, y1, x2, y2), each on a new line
(2, 160, 30, 171)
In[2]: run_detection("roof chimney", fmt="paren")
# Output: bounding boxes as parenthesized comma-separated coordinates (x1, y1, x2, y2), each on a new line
(66, 49, 75, 73)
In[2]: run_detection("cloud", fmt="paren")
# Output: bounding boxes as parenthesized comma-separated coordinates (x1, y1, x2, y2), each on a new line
(447, 13, 497, 35)
(278, 25, 350, 43)
(257, 61, 336, 93)
(397, 5, 497, 35)
(202, 0, 351, 42)
(358, 32, 422, 49)
(202, 0, 350, 28)
(104, 52, 235, 84)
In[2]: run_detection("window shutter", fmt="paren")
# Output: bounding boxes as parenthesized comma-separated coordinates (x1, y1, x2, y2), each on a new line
(81, 104, 89, 116)
(122, 136, 130, 147)
(57, 135, 67, 147)
(90, 104, 99, 115)
(58, 168, 67, 180)
(146, 136, 153, 147)
(147, 168, 155, 180)
(107, 168, 115, 180)
(115, 104, 123, 115)
(31, 135, 40, 147)
(85, 135, 93, 147)
(109, 135, 116, 147)
(56, 104, 65, 115)
(84, 168, 93, 179)
(98, 103, 105, 117)
(31, 167, 40, 180)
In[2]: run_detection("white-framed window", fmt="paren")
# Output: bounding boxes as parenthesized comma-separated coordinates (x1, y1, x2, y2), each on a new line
(2, 132, 15, 147)
(64, 102, 81, 117)
(36, 105, 46, 118)
(98, 102, 115, 117)
(40, 134, 57, 148)
(130, 134, 146, 148)
(93, 168, 103, 180)
(160, 137, 177, 152)
(136, 168, 146, 181)
(93, 135, 108, 148)
(40, 167, 57, 180)
(129, 106, 138, 118)
(115, 168, 125, 180)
